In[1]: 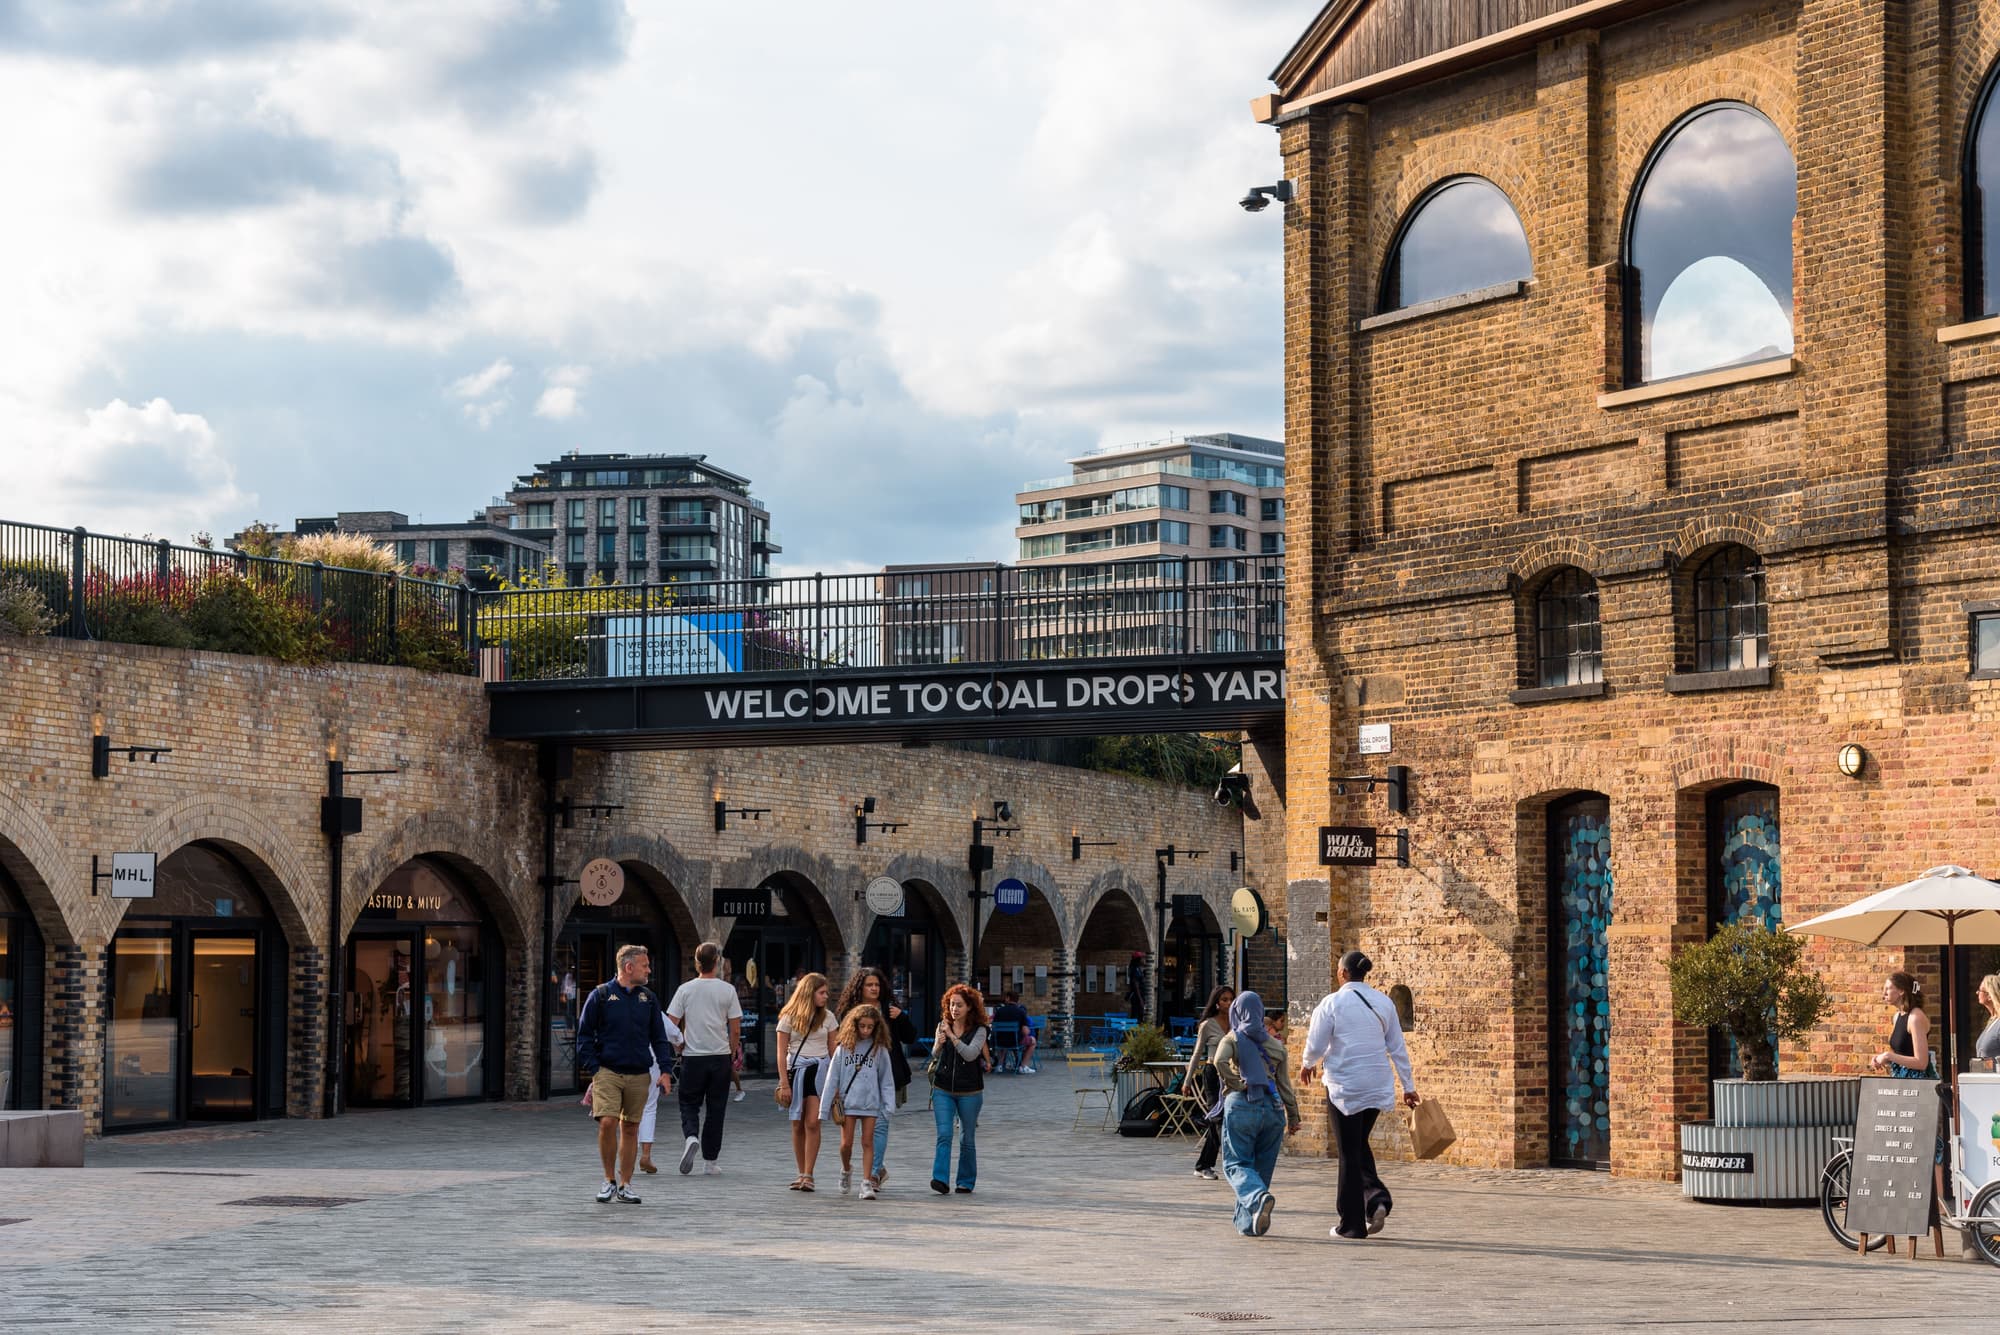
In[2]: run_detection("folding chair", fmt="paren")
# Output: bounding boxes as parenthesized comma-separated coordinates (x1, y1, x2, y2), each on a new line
(1159, 1089, 1204, 1139)
(1068, 1052, 1114, 1130)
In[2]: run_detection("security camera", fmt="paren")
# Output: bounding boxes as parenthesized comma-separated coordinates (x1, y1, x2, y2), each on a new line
(1238, 181, 1295, 213)
(1212, 767, 1250, 808)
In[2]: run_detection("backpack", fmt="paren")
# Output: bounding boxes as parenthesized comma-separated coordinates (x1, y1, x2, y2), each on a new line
(1117, 1087, 1168, 1138)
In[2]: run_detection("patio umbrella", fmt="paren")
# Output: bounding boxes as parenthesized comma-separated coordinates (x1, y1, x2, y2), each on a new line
(1786, 864, 2000, 1131)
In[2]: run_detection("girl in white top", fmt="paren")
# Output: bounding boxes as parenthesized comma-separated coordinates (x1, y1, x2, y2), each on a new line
(1300, 950, 1421, 1241)
(822, 1004, 897, 1199)
(776, 972, 835, 1192)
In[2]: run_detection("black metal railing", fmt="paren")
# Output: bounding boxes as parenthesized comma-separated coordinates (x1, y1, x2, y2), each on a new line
(475, 556, 1284, 683)
(0, 520, 474, 672)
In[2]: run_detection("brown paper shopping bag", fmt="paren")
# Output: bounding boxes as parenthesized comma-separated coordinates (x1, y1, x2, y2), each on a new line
(1408, 1098, 1456, 1160)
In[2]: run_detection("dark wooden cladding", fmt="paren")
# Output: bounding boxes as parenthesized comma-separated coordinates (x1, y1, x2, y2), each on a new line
(1287, 0, 1585, 100)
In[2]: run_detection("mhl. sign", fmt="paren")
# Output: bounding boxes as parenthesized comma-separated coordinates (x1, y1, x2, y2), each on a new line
(1319, 826, 1378, 866)
(700, 666, 1284, 726)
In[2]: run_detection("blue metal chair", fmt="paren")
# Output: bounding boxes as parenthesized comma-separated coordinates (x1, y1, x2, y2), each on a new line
(991, 1020, 1023, 1073)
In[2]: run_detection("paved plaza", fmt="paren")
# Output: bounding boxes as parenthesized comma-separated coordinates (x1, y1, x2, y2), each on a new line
(3, 1073, 1995, 1333)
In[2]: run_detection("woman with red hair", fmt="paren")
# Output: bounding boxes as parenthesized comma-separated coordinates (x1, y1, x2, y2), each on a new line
(929, 984, 990, 1195)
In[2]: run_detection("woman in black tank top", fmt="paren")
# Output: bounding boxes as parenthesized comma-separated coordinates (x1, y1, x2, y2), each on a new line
(1870, 970, 1933, 1078)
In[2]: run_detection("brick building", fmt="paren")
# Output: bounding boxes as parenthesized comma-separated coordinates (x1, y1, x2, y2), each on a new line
(0, 634, 1265, 1132)
(1256, 0, 2000, 1176)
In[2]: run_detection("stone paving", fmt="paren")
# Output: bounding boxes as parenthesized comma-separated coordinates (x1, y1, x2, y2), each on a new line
(3, 1071, 1995, 1333)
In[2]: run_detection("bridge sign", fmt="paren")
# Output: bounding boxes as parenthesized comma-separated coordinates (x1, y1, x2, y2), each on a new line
(993, 878, 1029, 916)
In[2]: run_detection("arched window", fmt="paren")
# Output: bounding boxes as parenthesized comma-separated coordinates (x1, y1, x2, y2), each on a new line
(1693, 545, 1767, 672)
(1624, 105, 1796, 383)
(1379, 176, 1532, 313)
(1534, 567, 1602, 688)
(1966, 66, 2000, 318)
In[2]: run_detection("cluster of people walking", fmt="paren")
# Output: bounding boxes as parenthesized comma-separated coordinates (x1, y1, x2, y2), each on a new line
(575, 945, 988, 1204)
(1180, 951, 1422, 1240)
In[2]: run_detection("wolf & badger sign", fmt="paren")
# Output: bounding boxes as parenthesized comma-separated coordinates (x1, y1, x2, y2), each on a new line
(699, 666, 1283, 726)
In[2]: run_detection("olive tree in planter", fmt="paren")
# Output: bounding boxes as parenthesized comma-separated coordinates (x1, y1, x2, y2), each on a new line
(1668, 920, 1830, 1080)
(1112, 1023, 1175, 1114)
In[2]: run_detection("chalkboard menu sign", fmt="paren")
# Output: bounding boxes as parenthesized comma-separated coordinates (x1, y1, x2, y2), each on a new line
(1846, 1076, 1942, 1240)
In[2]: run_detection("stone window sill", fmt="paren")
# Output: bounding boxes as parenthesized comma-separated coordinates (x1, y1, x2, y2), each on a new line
(1665, 666, 1773, 694)
(1970, 668, 2000, 682)
(1596, 357, 1794, 409)
(1507, 680, 1607, 705)
(1357, 280, 1527, 332)
(1937, 316, 2000, 345)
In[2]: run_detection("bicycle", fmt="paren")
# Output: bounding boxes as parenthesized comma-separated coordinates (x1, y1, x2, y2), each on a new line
(1818, 1111, 2000, 1264)
(1817, 1136, 1889, 1253)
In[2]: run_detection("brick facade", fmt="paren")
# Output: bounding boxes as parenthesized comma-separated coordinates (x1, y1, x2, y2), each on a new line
(1264, 1, 2000, 1177)
(0, 633, 1265, 1131)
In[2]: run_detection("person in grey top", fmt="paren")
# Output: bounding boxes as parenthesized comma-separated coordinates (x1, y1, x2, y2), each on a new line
(1183, 985, 1235, 1181)
(822, 1004, 897, 1199)
(1977, 974, 2000, 1068)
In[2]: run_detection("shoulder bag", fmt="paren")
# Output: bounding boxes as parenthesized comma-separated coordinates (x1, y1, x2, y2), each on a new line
(830, 1042, 875, 1122)
(775, 1014, 814, 1108)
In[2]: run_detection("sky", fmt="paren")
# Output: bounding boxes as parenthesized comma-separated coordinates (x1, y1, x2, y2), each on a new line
(0, 1, 1305, 572)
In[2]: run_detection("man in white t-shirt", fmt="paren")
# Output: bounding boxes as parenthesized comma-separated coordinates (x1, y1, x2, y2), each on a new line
(665, 941, 745, 1175)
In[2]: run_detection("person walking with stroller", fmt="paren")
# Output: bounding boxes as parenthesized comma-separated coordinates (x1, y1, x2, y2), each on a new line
(1213, 991, 1298, 1235)
(822, 1003, 897, 1199)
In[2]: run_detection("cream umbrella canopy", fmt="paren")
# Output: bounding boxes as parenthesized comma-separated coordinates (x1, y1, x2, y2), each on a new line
(1785, 864, 2000, 1129)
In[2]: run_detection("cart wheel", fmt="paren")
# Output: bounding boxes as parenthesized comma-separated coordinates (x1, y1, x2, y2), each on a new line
(1820, 1150, 1890, 1253)
(1967, 1181, 2000, 1267)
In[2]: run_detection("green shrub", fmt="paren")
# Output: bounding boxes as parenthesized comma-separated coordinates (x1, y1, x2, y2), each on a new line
(1667, 921, 1830, 1081)
(1115, 1023, 1174, 1072)
(183, 572, 331, 664)
(396, 610, 472, 674)
(0, 575, 58, 636)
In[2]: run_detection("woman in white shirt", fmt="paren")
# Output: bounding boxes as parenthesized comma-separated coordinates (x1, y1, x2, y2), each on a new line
(776, 973, 835, 1192)
(1299, 950, 1420, 1241)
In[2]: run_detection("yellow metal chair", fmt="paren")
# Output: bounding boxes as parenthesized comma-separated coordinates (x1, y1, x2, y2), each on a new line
(1068, 1051, 1114, 1131)
(1158, 1088, 1204, 1139)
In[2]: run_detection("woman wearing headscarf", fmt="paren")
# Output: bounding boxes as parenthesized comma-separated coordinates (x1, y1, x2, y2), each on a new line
(1211, 991, 1299, 1236)
(1300, 950, 1420, 1241)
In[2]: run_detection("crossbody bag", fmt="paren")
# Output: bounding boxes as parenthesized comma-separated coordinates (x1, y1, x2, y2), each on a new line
(831, 1042, 876, 1121)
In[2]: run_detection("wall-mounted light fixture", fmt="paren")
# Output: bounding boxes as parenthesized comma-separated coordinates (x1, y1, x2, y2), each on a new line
(992, 799, 1014, 824)
(1837, 743, 1867, 779)
(714, 792, 771, 833)
(553, 796, 624, 830)
(1071, 829, 1116, 862)
(1334, 764, 1410, 813)
(90, 713, 172, 779)
(855, 796, 907, 846)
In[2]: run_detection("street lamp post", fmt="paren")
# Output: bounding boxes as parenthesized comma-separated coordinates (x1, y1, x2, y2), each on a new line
(968, 804, 1018, 987)
(1152, 844, 1205, 1025)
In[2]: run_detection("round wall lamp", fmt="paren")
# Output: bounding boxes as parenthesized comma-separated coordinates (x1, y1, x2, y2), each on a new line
(1836, 743, 1867, 778)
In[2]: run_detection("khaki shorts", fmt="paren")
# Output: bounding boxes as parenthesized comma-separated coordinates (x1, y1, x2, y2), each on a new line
(591, 1068, 652, 1123)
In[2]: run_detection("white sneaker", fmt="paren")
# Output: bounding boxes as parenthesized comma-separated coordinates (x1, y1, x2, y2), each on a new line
(595, 1179, 616, 1203)
(1252, 1194, 1275, 1236)
(859, 1181, 878, 1201)
(679, 1136, 700, 1175)
(703, 1160, 721, 1176)
(731, 1089, 745, 1103)
(1194, 1167, 1219, 1180)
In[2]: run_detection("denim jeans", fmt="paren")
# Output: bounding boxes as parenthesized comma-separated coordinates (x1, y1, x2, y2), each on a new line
(1221, 1091, 1287, 1235)
(873, 1105, 890, 1173)
(931, 1091, 982, 1188)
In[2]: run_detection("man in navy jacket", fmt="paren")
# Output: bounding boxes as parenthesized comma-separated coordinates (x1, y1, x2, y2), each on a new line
(578, 944, 681, 1203)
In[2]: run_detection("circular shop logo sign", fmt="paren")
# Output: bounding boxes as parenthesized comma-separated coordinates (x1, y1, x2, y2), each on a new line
(864, 876, 906, 917)
(579, 858, 625, 907)
(993, 877, 1029, 916)
(1230, 885, 1266, 938)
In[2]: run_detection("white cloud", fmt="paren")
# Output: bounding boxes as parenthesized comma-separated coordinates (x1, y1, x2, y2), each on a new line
(533, 363, 590, 419)
(450, 358, 514, 399)
(11, 396, 251, 538)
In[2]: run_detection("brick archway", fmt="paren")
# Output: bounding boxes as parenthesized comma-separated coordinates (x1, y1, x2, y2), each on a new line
(346, 811, 525, 947)
(132, 795, 319, 949)
(0, 776, 74, 946)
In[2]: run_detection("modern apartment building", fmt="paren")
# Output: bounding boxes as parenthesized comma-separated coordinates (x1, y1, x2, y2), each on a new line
(878, 562, 1009, 666)
(504, 452, 778, 591)
(278, 510, 545, 588)
(1013, 433, 1285, 658)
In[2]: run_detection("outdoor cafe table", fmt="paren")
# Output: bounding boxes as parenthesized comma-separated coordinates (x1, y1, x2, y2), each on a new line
(1142, 1061, 1184, 1090)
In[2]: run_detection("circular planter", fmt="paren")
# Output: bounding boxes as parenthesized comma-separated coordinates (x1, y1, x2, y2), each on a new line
(1711, 1076, 1859, 1129)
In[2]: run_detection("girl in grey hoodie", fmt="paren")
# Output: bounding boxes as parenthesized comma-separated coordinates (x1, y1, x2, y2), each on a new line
(822, 1004, 897, 1199)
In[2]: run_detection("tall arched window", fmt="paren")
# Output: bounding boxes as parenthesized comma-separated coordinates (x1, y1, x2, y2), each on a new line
(1624, 105, 1796, 383)
(1534, 567, 1602, 688)
(1966, 66, 2000, 318)
(1693, 545, 1767, 672)
(1379, 176, 1532, 313)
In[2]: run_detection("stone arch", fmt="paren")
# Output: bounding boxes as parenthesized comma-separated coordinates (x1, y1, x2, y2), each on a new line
(1666, 513, 1777, 570)
(1369, 131, 1538, 287)
(878, 851, 972, 951)
(1072, 868, 1155, 954)
(972, 857, 1062, 998)
(1949, 12, 2000, 167)
(1508, 534, 1608, 583)
(562, 830, 704, 961)
(0, 775, 76, 946)
(721, 846, 848, 968)
(1074, 870, 1153, 1019)
(346, 810, 526, 947)
(1609, 61, 1798, 246)
(130, 794, 318, 948)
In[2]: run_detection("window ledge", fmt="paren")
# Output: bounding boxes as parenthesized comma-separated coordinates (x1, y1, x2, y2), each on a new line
(1597, 357, 1794, 409)
(1508, 681, 1607, 705)
(1969, 668, 2000, 682)
(1937, 316, 2000, 345)
(1358, 280, 1527, 332)
(1665, 666, 1773, 694)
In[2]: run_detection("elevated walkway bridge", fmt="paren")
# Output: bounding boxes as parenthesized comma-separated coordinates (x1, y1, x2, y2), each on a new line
(477, 557, 1285, 749)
